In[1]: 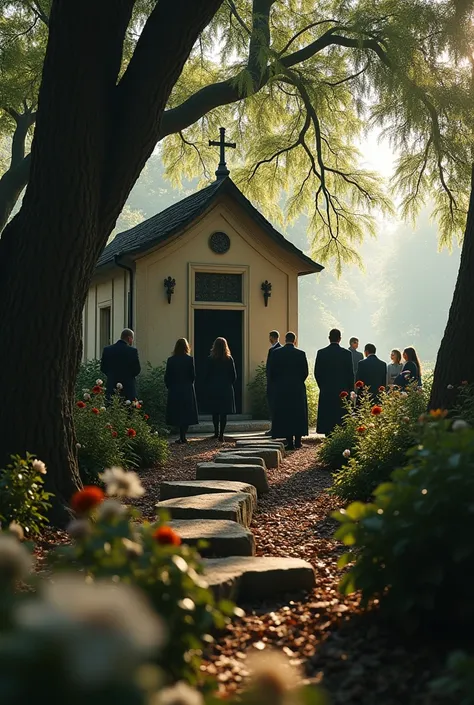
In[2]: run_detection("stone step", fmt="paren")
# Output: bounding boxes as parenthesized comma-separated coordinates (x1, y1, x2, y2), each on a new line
(196, 462, 269, 496)
(211, 454, 265, 468)
(188, 419, 270, 433)
(160, 480, 257, 511)
(157, 492, 253, 527)
(217, 447, 281, 469)
(235, 439, 286, 456)
(169, 519, 255, 557)
(203, 556, 316, 602)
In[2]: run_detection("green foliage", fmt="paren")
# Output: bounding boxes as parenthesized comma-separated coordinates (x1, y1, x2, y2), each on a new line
(75, 358, 101, 398)
(137, 362, 168, 430)
(247, 362, 269, 419)
(74, 384, 168, 482)
(319, 396, 365, 470)
(0, 453, 52, 536)
(453, 381, 474, 426)
(430, 651, 474, 705)
(330, 384, 428, 502)
(306, 373, 318, 428)
(333, 417, 474, 628)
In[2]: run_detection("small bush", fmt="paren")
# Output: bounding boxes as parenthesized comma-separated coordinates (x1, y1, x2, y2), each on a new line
(333, 415, 474, 628)
(0, 454, 52, 536)
(74, 383, 168, 481)
(330, 384, 428, 502)
(137, 362, 168, 429)
(247, 363, 269, 419)
(318, 394, 368, 470)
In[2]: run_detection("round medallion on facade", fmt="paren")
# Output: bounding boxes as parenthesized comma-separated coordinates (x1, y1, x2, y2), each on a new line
(209, 231, 231, 254)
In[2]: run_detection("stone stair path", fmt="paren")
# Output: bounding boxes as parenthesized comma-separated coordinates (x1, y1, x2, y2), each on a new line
(159, 436, 316, 602)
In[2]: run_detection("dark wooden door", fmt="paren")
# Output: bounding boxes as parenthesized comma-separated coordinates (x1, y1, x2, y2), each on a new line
(194, 309, 243, 414)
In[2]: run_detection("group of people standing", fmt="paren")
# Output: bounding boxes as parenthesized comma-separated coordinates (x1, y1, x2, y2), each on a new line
(315, 330, 422, 435)
(100, 326, 422, 449)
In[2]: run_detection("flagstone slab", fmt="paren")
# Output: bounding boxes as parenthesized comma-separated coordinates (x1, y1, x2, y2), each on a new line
(157, 492, 253, 527)
(202, 556, 316, 601)
(160, 480, 257, 511)
(235, 439, 286, 456)
(217, 447, 281, 469)
(213, 454, 265, 468)
(196, 461, 269, 495)
(169, 519, 255, 557)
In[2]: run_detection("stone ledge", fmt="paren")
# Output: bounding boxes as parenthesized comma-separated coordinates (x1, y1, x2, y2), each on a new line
(157, 492, 253, 527)
(203, 556, 316, 602)
(160, 480, 257, 511)
(169, 519, 255, 557)
(196, 462, 269, 496)
(217, 447, 281, 469)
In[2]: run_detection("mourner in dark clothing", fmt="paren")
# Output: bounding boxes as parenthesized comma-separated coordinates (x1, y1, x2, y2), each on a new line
(164, 338, 199, 444)
(268, 332, 309, 450)
(356, 343, 387, 402)
(394, 346, 422, 388)
(205, 337, 237, 441)
(265, 330, 282, 437)
(314, 328, 354, 435)
(101, 328, 141, 402)
(348, 337, 364, 377)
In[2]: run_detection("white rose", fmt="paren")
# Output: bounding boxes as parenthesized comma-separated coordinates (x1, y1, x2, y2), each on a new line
(342, 449, 351, 458)
(83, 393, 91, 401)
(116, 383, 123, 391)
(96, 379, 104, 386)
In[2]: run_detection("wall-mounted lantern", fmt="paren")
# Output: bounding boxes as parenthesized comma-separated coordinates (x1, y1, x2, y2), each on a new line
(164, 276, 176, 304)
(261, 280, 272, 307)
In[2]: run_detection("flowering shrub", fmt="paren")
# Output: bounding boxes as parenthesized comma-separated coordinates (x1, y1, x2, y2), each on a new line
(0, 454, 52, 536)
(329, 383, 428, 501)
(74, 385, 168, 482)
(53, 467, 235, 684)
(319, 392, 371, 470)
(333, 417, 474, 628)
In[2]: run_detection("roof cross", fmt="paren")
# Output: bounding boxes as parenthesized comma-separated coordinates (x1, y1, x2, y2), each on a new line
(209, 127, 236, 181)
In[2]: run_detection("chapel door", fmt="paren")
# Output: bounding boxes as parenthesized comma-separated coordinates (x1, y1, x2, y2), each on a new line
(194, 308, 243, 414)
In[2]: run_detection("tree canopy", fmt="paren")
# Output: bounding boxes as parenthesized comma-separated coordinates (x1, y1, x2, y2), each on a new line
(1, 0, 474, 271)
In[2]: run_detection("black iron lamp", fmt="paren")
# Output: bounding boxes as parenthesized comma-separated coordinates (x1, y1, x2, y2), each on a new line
(164, 276, 176, 304)
(261, 280, 272, 307)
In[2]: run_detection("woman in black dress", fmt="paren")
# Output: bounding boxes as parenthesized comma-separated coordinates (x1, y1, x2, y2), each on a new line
(394, 346, 422, 388)
(205, 337, 236, 441)
(164, 338, 198, 443)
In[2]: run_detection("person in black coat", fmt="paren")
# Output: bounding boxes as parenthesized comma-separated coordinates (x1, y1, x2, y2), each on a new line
(164, 338, 199, 444)
(101, 328, 141, 402)
(265, 330, 282, 437)
(314, 328, 354, 435)
(268, 332, 309, 450)
(394, 346, 422, 388)
(356, 343, 387, 402)
(205, 337, 236, 441)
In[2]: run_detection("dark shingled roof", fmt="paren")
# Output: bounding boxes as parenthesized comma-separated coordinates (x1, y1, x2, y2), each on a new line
(97, 177, 323, 275)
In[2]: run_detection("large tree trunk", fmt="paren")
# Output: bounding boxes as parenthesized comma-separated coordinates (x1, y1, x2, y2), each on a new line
(0, 0, 223, 523)
(429, 164, 474, 409)
(0, 155, 30, 232)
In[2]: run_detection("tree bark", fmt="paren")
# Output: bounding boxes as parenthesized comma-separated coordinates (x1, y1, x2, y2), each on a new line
(429, 164, 474, 409)
(0, 155, 30, 232)
(0, 0, 223, 523)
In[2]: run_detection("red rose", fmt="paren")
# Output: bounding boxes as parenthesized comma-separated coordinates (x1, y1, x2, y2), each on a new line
(112, 430, 118, 438)
(70, 486, 105, 514)
(127, 428, 137, 438)
(357, 425, 366, 433)
(153, 525, 181, 546)
(339, 391, 348, 399)
(144, 414, 149, 420)
(76, 401, 86, 409)
(92, 385, 102, 394)
(371, 405, 383, 416)
(355, 380, 364, 389)
(378, 385, 385, 392)
(91, 407, 99, 415)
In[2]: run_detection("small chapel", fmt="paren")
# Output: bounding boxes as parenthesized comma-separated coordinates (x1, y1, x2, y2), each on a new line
(82, 129, 323, 414)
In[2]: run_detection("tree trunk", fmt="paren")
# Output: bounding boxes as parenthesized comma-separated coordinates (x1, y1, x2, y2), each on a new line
(429, 164, 474, 409)
(0, 0, 223, 523)
(0, 155, 30, 232)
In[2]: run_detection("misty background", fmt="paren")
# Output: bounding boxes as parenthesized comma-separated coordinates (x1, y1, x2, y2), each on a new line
(114, 149, 461, 370)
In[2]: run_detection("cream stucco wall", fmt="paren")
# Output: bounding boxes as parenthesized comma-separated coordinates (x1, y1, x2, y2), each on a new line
(83, 194, 312, 413)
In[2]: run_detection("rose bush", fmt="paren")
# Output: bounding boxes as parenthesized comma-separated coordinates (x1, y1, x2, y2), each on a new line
(0, 453, 52, 536)
(333, 416, 474, 629)
(74, 384, 168, 483)
(326, 383, 429, 502)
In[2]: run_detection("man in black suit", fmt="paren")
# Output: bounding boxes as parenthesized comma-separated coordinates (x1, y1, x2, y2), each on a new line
(268, 332, 308, 450)
(356, 343, 387, 401)
(265, 330, 282, 437)
(314, 328, 354, 435)
(101, 328, 141, 402)
(348, 337, 363, 377)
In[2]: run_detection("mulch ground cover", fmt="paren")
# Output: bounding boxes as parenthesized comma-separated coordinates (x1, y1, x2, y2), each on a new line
(34, 437, 456, 703)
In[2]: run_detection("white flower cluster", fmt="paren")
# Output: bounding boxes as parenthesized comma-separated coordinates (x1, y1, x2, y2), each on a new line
(32, 459, 47, 475)
(96, 379, 104, 386)
(100, 466, 145, 498)
(342, 449, 351, 458)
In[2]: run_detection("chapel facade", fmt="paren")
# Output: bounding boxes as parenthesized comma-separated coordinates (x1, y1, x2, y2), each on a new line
(82, 152, 323, 414)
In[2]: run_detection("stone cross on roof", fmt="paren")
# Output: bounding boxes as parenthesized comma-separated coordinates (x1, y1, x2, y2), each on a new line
(209, 127, 236, 181)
